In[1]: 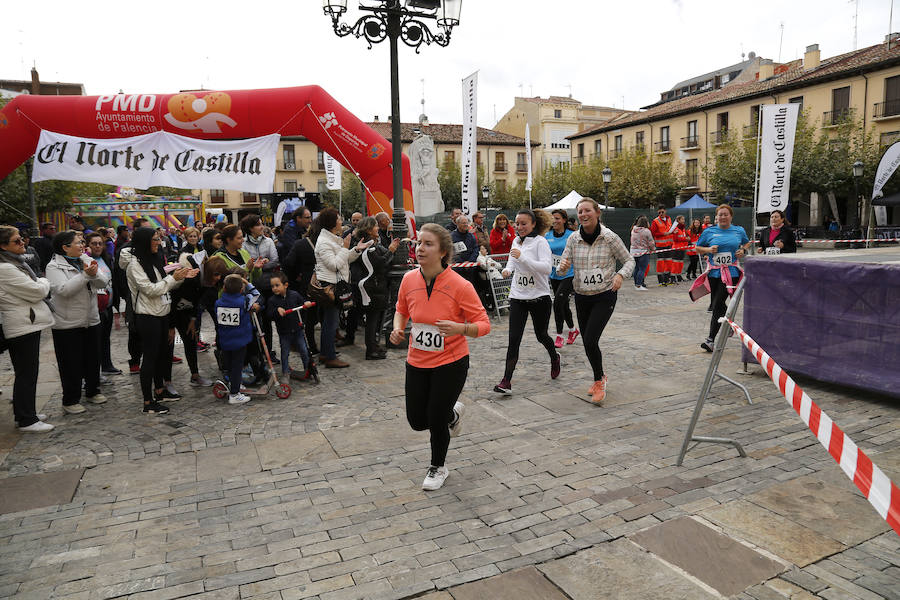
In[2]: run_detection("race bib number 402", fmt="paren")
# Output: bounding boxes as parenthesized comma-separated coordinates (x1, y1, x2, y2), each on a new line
(410, 323, 445, 352)
(712, 252, 733, 265)
(217, 306, 241, 327)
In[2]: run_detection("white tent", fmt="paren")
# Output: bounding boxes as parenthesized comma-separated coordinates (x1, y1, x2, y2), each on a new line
(542, 189, 608, 211)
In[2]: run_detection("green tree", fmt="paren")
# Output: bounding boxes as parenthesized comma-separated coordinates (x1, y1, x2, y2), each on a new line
(706, 111, 894, 221)
(605, 150, 681, 208)
(322, 172, 364, 216)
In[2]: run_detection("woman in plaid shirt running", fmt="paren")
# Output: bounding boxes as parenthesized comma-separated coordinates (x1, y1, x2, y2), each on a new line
(557, 198, 635, 405)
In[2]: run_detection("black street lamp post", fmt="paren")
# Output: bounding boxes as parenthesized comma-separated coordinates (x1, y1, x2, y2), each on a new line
(602, 166, 612, 206)
(322, 0, 461, 283)
(852, 160, 863, 230)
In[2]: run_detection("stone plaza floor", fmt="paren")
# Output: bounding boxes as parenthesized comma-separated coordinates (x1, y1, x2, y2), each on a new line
(0, 279, 898, 599)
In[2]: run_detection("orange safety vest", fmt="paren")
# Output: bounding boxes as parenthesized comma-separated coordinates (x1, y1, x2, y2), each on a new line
(650, 216, 674, 247)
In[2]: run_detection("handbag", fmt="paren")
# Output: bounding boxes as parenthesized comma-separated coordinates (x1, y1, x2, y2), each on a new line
(334, 280, 354, 310)
(307, 273, 335, 306)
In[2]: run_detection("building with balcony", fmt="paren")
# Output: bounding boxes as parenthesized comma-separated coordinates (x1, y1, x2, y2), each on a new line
(195, 121, 535, 221)
(494, 95, 631, 170)
(568, 36, 900, 225)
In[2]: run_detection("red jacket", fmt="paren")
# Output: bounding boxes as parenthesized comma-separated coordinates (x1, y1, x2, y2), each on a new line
(489, 225, 515, 255)
(673, 226, 690, 250)
(687, 230, 701, 256)
(650, 216, 674, 247)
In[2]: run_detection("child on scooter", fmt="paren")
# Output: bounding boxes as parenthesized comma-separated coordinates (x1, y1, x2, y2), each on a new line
(267, 273, 315, 380)
(215, 274, 260, 405)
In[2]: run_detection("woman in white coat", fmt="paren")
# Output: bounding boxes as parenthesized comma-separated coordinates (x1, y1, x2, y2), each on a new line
(46, 230, 110, 414)
(313, 208, 370, 368)
(0, 226, 55, 432)
(127, 227, 197, 415)
(492, 209, 559, 395)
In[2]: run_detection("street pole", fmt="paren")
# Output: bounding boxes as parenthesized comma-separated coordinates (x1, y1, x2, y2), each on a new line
(25, 158, 36, 227)
(387, 2, 409, 280)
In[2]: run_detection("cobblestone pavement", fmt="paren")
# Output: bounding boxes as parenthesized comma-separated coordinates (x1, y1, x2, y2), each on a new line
(1, 279, 898, 599)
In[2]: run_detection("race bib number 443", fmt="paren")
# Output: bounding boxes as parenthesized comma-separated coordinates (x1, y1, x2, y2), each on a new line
(217, 306, 241, 327)
(581, 268, 604, 290)
(410, 323, 445, 352)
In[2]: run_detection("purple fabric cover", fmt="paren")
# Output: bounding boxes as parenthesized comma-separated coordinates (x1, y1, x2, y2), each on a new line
(742, 256, 900, 398)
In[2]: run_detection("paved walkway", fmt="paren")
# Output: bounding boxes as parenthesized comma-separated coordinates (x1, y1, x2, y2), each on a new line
(1, 280, 898, 599)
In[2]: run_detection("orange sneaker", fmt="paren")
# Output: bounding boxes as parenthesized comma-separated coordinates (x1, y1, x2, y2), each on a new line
(591, 376, 608, 405)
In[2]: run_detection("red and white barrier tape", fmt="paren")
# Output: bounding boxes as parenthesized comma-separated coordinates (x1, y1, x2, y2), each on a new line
(721, 317, 900, 536)
(449, 261, 480, 268)
(797, 238, 900, 244)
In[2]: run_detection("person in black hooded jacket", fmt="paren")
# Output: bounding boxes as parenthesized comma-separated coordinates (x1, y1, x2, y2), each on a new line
(349, 217, 399, 359)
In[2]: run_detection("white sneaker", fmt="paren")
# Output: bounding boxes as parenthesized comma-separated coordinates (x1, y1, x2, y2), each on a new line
(19, 421, 54, 433)
(16, 413, 47, 426)
(86, 394, 107, 404)
(635, 286, 648, 291)
(449, 401, 465, 438)
(228, 393, 251, 405)
(422, 465, 449, 491)
(63, 403, 87, 414)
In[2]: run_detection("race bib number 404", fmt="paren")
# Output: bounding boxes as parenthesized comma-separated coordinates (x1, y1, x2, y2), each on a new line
(217, 306, 241, 327)
(410, 323, 445, 352)
(516, 274, 535, 288)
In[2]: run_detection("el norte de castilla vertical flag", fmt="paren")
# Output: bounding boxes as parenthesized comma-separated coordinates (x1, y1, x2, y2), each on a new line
(525, 123, 533, 191)
(461, 71, 478, 216)
(757, 103, 800, 213)
(323, 152, 342, 191)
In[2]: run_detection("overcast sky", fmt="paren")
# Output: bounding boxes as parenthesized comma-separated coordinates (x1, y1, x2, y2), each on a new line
(2, 1, 896, 129)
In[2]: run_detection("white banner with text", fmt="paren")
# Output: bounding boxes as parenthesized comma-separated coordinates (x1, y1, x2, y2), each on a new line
(756, 103, 799, 214)
(31, 130, 279, 193)
(323, 152, 342, 191)
(460, 71, 478, 216)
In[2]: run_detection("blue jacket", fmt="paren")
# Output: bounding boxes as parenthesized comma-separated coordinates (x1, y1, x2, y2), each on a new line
(215, 292, 254, 351)
(450, 230, 479, 262)
(267, 290, 306, 334)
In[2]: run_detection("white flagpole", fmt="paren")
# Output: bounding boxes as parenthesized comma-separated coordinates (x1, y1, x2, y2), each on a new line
(751, 107, 763, 254)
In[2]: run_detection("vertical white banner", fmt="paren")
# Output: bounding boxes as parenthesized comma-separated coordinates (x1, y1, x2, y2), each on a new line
(872, 140, 900, 201)
(756, 103, 800, 213)
(323, 152, 342, 191)
(525, 123, 533, 191)
(461, 71, 478, 216)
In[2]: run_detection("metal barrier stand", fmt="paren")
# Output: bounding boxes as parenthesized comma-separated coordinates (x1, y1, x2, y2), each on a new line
(676, 276, 753, 466)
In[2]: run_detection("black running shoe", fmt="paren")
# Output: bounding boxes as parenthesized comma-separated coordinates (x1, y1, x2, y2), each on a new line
(143, 401, 170, 415)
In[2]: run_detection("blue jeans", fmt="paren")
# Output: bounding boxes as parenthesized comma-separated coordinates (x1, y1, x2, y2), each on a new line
(278, 328, 310, 375)
(320, 304, 339, 361)
(633, 254, 650, 287)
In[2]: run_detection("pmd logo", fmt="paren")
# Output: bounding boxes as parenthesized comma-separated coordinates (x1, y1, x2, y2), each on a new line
(164, 92, 237, 133)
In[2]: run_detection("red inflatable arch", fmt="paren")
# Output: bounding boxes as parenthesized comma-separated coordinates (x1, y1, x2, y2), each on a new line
(0, 85, 412, 217)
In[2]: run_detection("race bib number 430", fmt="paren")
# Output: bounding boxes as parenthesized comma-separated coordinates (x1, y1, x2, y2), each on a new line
(217, 306, 240, 327)
(410, 323, 445, 352)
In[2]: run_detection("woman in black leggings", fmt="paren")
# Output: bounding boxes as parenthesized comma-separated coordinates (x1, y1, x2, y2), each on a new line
(493, 209, 558, 394)
(125, 228, 198, 415)
(557, 198, 635, 405)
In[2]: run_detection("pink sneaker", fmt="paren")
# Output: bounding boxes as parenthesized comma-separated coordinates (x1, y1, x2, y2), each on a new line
(567, 330, 580, 345)
(550, 353, 561, 379)
(554, 335, 564, 348)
